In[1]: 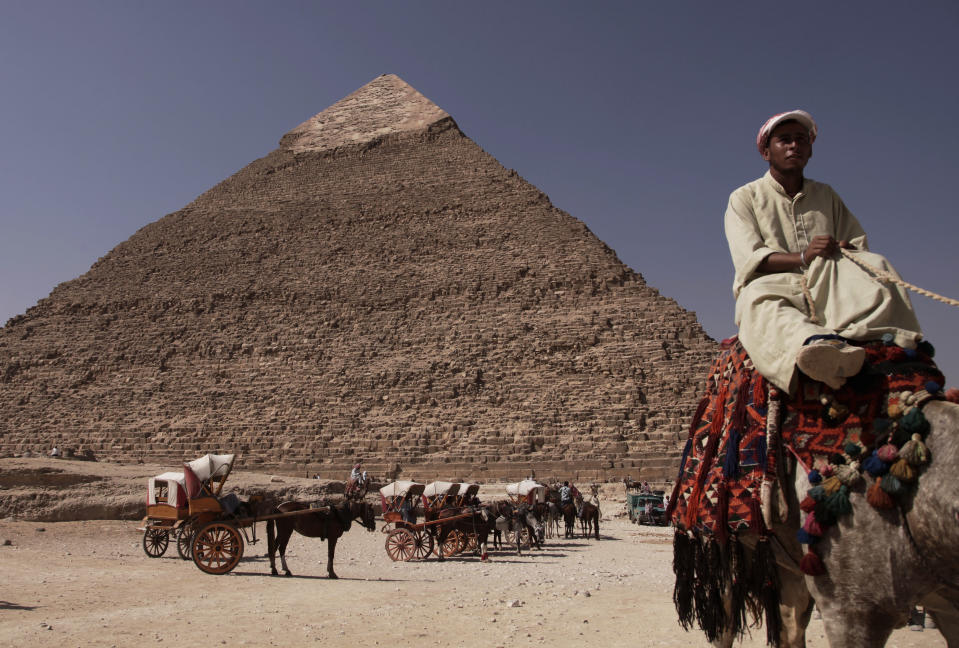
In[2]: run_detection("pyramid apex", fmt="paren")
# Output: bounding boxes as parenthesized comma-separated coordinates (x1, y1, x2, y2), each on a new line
(281, 74, 453, 153)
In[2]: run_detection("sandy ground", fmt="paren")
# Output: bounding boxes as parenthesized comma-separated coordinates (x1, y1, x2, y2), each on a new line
(0, 512, 944, 648)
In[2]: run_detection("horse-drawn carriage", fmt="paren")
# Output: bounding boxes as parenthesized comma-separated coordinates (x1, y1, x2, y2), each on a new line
(141, 453, 250, 572)
(379, 480, 483, 561)
(140, 453, 348, 575)
(506, 479, 547, 506)
(502, 480, 548, 547)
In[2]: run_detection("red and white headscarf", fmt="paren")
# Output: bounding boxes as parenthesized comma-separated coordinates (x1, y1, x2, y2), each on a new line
(756, 110, 817, 154)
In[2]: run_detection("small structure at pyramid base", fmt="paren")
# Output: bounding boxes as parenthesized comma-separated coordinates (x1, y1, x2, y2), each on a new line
(0, 75, 716, 482)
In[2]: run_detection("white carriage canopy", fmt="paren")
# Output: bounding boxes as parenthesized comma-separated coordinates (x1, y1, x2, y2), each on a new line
(183, 453, 235, 498)
(507, 480, 548, 504)
(147, 471, 187, 508)
(379, 480, 426, 499)
(379, 480, 425, 512)
(423, 481, 460, 497)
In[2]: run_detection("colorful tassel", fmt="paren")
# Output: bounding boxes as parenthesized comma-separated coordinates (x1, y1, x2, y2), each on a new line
(820, 475, 842, 496)
(880, 473, 905, 496)
(803, 512, 824, 536)
(877, 443, 899, 463)
(824, 485, 852, 518)
(799, 496, 817, 512)
(867, 480, 895, 509)
(808, 485, 826, 501)
(814, 500, 838, 526)
(900, 408, 930, 437)
(797, 528, 817, 545)
(843, 442, 862, 458)
(889, 458, 916, 483)
(863, 452, 888, 477)
(834, 463, 862, 487)
(800, 549, 826, 576)
(899, 433, 930, 466)
(807, 469, 822, 484)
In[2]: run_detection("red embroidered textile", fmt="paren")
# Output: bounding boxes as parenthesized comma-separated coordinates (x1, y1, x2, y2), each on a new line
(782, 342, 943, 469)
(669, 337, 943, 537)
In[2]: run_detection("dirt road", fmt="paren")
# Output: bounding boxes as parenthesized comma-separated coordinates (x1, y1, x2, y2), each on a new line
(0, 513, 942, 648)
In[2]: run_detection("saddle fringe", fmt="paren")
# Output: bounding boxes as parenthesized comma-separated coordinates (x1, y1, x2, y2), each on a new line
(672, 530, 783, 647)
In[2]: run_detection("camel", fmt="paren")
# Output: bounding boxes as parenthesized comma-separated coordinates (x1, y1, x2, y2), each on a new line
(671, 339, 959, 647)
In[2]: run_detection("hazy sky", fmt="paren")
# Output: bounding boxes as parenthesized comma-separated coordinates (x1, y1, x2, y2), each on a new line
(2, 1, 958, 382)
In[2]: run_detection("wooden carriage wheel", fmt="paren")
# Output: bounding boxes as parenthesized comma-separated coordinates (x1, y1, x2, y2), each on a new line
(175, 523, 195, 560)
(411, 529, 434, 560)
(464, 532, 479, 553)
(142, 528, 169, 558)
(442, 529, 466, 556)
(518, 527, 532, 548)
(191, 522, 244, 575)
(385, 528, 415, 561)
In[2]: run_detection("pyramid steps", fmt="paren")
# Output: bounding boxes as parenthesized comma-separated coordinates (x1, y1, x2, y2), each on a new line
(0, 75, 716, 482)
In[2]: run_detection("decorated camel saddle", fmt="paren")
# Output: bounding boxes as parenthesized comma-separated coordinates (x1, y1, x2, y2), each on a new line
(667, 336, 945, 642)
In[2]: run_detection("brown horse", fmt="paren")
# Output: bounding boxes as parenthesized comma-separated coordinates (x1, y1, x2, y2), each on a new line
(266, 499, 377, 578)
(577, 498, 600, 540)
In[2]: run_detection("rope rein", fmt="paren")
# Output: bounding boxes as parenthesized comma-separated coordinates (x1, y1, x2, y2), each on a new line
(838, 248, 959, 307)
(801, 248, 959, 323)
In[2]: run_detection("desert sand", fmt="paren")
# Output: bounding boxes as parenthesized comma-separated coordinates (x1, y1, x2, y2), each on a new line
(0, 459, 944, 648)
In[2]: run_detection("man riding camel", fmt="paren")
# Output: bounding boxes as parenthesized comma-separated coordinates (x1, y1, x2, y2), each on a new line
(725, 110, 922, 393)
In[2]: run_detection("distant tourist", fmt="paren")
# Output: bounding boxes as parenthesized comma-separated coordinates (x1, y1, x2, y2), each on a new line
(50, 446, 60, 458)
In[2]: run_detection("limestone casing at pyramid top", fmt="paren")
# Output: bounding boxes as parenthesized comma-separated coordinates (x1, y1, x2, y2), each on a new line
(280, 74, 454, 153)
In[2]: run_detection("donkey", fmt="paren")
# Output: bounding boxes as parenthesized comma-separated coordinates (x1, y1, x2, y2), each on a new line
(266, 499, 377, 578)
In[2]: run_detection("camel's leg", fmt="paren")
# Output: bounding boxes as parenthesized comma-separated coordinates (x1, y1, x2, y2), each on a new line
(778, 566, 814, 647)
(817, 603, 898, 647)
(921, 588, 959, 648)
(927, 610, 959, 648)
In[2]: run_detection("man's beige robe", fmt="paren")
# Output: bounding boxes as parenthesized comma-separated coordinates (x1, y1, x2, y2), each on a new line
(725, 171, 922, 393)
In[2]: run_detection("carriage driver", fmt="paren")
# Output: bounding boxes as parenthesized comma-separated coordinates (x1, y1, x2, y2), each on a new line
(726, 110, 923, 393)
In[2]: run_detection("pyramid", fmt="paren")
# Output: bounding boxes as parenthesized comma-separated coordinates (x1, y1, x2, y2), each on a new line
(0, 74, 716, 481)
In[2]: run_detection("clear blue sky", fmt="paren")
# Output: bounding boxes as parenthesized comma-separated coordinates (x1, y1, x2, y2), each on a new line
(2, 1, 958, 382)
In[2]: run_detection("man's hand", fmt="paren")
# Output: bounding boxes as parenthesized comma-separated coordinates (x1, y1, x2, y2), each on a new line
(804, 235, 838, 261)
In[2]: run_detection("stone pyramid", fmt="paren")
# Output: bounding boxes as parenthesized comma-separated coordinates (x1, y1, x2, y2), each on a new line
(0, 74, 716, 481)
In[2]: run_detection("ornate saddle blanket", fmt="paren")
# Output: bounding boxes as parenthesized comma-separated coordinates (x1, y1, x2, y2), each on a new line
(668, 336, 944, 538)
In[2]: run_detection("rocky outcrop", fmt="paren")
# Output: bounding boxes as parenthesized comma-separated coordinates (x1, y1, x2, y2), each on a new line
(0, 75, 716, 481)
